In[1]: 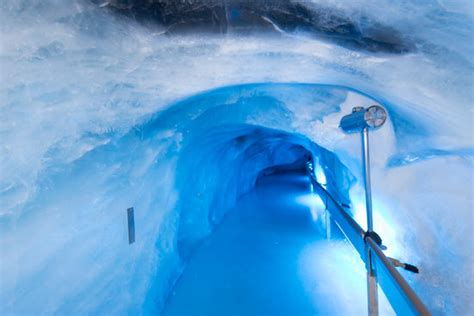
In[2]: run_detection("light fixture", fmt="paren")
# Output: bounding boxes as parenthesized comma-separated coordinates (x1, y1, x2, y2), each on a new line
(339, 104, 388, 316)
(339, 105, 387, 133)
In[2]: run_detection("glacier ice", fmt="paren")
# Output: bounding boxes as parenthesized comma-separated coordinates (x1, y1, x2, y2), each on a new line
(0, 0, 473, 315)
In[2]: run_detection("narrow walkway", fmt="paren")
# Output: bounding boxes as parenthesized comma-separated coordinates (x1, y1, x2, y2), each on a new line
(162, 172, 392, 316)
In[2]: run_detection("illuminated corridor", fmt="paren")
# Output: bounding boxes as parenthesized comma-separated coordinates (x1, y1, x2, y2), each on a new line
(163, 172, 393, 316)
(1, 1, 473, 315)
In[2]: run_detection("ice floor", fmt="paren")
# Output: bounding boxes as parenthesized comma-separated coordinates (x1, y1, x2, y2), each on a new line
(162, 171, 393, 316)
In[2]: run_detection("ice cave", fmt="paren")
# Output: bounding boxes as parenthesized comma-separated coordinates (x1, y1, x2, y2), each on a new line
(0, 1, 473, 315)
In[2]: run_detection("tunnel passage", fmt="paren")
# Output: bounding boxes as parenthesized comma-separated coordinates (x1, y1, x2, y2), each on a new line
(0, 83, 385, 315)
(173, 124, 355, 261)
(1, 0, 472, 311)
(163, 171, 369, 316)
(164, 123, 369, 315)
(134, 83, 374, 313)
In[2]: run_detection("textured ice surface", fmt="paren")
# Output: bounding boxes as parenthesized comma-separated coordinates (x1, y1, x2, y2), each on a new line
(163, 172, 395, 316)
(100, 0, 414, 53)
(0, 0, 473, 315)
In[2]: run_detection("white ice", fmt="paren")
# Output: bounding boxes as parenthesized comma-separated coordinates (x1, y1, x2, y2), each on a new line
(0, 0, 473, 315)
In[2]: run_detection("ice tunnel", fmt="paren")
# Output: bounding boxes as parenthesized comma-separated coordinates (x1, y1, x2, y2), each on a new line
(0, 0, 473, 316)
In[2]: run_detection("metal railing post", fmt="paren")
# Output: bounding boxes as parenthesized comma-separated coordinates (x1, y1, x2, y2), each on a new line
(362, 128, 374, 233)
(307, 170, 430, 315)
(362, 127, 378, 315)
(321, 105, 430, 315)
(340, 106, 388, 316)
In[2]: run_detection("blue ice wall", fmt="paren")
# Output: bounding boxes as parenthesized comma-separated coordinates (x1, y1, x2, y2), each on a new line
(0, 0, 473, 315)
(1, 83, 359, 314)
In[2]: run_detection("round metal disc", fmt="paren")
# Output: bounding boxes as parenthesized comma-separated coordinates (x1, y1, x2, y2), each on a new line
(364, 105, 387, 128)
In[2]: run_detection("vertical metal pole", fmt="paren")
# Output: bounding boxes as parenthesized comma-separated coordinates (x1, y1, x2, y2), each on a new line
(362, 128, 378, 315)
(366, 247, 379, 315)
(362, 128, 374, 232)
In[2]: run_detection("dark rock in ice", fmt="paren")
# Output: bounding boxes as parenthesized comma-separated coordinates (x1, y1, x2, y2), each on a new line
(92, 0, 414, 53)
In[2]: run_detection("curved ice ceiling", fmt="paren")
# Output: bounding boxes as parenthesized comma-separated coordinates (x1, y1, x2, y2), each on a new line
(0, 0, 473, 315)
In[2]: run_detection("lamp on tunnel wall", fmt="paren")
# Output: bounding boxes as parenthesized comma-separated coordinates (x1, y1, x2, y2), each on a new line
(339, 105, 387, 233)
(340, 105, 387, 316)
(339, 105, 387, 133)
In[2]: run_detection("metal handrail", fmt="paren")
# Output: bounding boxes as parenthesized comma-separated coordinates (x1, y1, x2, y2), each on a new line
(307, 171, 430, 316)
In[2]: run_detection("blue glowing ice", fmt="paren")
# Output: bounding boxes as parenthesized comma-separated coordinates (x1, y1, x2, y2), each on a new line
(0, 0, 473, 315)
